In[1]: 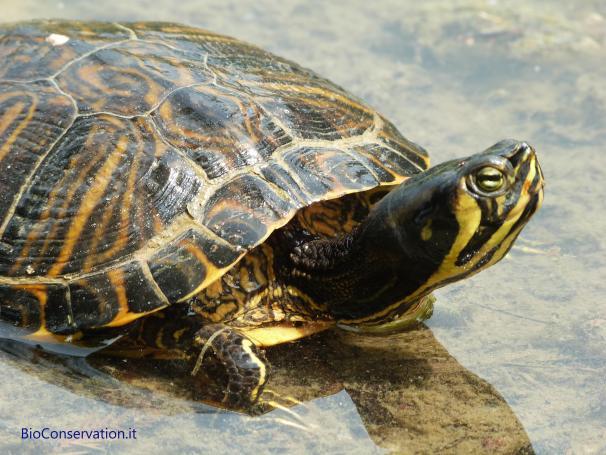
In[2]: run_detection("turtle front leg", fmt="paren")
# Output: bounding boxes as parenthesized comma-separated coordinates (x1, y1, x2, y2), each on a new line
(192, 324, 269, 407)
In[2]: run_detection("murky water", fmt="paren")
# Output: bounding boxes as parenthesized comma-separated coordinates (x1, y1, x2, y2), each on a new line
(1, 0, 605, 453)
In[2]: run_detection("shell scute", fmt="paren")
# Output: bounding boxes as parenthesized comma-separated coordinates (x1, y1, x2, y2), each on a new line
(147, 228, 242, 302)
(152, 84, 291, 180)
(0, 20, 130, 81)
(1, 115, 202, 278)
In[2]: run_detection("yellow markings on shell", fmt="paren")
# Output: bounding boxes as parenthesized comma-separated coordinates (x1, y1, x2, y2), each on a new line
(19, 124, 108, 274)
(0, 100, 24, 137)
(0, 98, 36, 163)
(205, 85, 259, 142)
(102, 268, 159, 327)
(421, 219, 433, 241)
(8, 283, 80, 343)
(91, 123, 145, 268)
(177, 241, 242, 302)
(240, 338, 266, 400)
(24, 329, 84, 345)
(82, 186, 121, 272)
(15, 284, 48, 336)
(48, 135, 129, 277)
(103, 268, 129, 326)
(242, 321, 334, 347)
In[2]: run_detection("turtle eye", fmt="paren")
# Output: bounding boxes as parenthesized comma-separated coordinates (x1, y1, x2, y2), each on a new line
(474, 167, 505, 193)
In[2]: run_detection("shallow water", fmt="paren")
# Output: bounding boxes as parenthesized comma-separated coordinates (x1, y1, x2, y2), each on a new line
(1, 0, 605, 453)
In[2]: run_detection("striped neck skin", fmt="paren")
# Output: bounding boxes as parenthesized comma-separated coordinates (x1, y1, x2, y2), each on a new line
(289, 140, 544, 325)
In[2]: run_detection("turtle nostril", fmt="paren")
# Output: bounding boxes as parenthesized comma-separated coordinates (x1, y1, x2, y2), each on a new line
(509, 142, 533, 168)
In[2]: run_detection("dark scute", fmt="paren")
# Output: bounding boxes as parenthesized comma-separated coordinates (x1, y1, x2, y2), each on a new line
(0, 285, 42, 332)
(152, 84, 291, 180)
(203, 175, 294, 248)
(352, 143, 422, 180)
(147, 229, 235, 302)
(57, 40, 212, 116)
(0, 283, 72, 334)
(0, 21, 129, 80)
(257, 92, 371, 141)
(143, 149, 202, 224)
(69, 273, 121, 329)
(0, 81, 75, 229)
(68, 261, 166, 330)
(45, 286, 75, 334)
(123, 261, 167, 314)
(379, 117, 429, 171)
(282, 147, 378, 198)
(2, 115, 202, 277)
(260, 164, 308, 206)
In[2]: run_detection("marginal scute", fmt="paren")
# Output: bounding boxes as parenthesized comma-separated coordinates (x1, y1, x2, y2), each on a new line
(378, 116, 429, 170)
(57, 40, 213, 116)
(0, 282, 71, 334)
(147, 228, 242, 302)
(0, 284, 43, 332)
(281, 147, 379, 198)
(203, 174, 295, 248)
(152, 84, 291, 180)
(127, 22, 229, 41)
(44, 285, 74, 333)
(352, 143, 423, 180)
(260, 163, 308, 205)
(69, 260, 167, 329)
(0, 20, 130, 81)
(69, 274, 120, 329)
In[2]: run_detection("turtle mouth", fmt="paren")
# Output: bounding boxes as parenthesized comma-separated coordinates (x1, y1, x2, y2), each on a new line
(508, 142, 544, 202)
(525, 155, 545, 199)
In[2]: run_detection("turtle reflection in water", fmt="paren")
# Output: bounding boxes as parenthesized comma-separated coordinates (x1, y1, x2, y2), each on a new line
(0, 21, 543, 407)
(0, 325, 535, 453)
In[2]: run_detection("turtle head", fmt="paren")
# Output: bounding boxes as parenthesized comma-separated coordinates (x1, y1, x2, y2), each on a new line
(371, 139, 544, 300)
(291, 140, 544, 324)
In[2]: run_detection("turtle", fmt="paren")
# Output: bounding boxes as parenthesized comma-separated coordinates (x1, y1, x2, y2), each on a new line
(0, 20, 544, 407)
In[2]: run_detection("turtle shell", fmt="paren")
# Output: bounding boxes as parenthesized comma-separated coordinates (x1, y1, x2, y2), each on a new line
(0, 21, 428, 339)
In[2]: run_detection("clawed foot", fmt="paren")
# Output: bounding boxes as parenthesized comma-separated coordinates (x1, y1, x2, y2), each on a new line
(192, 324, 269, 409)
